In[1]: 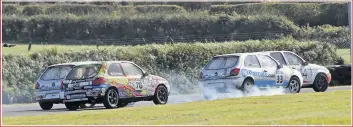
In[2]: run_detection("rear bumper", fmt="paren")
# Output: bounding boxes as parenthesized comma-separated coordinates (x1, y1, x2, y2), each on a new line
(37, 98, 63, 103)
(199, 78, 244, 93)
(63, 88, 105, 103)
(35, 90, 65, 102)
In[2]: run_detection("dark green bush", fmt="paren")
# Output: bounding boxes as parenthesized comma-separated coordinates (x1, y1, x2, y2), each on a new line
(2, 38, 341, 103)
(45, 4, 116, 15)
(135, 5, 186, 13)
(296, 25, 350, 48)
(22, 5, 44, 16)
(209, 3, 349, 26)
(2, 4, 20, 15)
(2, 14, 299, 43)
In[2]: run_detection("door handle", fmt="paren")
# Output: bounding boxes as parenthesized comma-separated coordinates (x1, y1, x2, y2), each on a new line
(292, 67, 296, 69)
(263, 70, 267, 72)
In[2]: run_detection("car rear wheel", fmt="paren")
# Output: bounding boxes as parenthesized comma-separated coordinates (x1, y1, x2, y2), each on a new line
(313, 73, 329, 92)
(39, 102, 53, 110)
(103, 88, 119, 109)
(153, 85, 168, 105)
(287, 77, 301, 93)
(240, 79, 254, 94)
(65, 102, 80, 111)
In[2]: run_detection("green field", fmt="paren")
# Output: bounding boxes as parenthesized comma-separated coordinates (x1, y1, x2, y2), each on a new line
(2, 44, 351, 64)
(3, 90, 352, 125)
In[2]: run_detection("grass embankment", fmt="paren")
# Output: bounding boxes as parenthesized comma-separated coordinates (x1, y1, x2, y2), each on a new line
(3, 90, 351, 125)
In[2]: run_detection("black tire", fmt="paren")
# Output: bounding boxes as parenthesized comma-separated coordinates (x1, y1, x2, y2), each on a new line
(79, 103, 95, 109)
(313, 73, 329, 92)
(65, 102, 80, 111)
(240, 78, 254, 94)
(153, 85, 168, 105)
(39, 102, 53, 110)
(286, 77, 301, 93)
(103, 88, 119, 109)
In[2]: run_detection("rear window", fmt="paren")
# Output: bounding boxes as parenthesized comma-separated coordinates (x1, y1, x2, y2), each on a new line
(65, 64, 102, 80)
(205, 56, 239, 70)
(40, 65, 74, 80)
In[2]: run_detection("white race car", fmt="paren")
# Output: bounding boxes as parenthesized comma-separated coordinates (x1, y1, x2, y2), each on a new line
(260, 51, 331, 92)
(199, 52, 304, 100)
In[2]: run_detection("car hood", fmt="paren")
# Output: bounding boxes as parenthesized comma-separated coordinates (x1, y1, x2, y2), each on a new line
(149, 75, 170, 92)
(150, 75, 167, 81)
(308, 64, 329, 72)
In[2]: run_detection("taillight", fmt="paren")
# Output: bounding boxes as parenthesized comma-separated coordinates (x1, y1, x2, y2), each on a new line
(92, 77, 106, 86)
(60, 80, 64, 90)
(199, 72, 203, 79)
(230, 68, 240, 76)
(35, 82, 40, 89)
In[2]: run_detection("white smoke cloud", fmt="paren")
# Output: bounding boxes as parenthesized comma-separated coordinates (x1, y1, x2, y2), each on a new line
(199, 83, 288, 101)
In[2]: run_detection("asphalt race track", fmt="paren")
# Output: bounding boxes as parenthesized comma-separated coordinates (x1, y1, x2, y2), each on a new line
(2, 86, 351, 117)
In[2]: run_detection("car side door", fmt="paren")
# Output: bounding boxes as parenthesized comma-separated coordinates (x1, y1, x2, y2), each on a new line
(282, 52, 312, 84)
(105, 62, 131, 98)
(256, 54, 283, 87)
(243, 55, 263, 86)
(120, 62, 151, 97)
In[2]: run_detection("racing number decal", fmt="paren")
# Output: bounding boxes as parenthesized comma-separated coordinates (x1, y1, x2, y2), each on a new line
(135, 81, 143, 90)
(129, 81, 143, 90)
(276, 75, 284, 84)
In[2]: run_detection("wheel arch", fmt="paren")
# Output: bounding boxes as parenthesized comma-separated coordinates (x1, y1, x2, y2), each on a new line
(290, 75, 303, 87)
(154, 84, 169, 96)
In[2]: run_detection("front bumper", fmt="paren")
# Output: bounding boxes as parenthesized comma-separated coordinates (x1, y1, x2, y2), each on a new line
(63, 88, 106, 103)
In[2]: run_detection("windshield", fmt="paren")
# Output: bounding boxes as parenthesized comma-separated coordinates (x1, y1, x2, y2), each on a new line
(40, 65, 74, 80)
(205, 56, 239, 70)
(65, 64, 102, 80)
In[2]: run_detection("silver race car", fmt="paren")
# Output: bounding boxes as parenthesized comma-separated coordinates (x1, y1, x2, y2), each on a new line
(199, 52, 303, 100)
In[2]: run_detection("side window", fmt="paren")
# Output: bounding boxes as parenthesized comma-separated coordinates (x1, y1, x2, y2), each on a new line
(108, 63, 124, 76)
(270, 52, 287, 65)
(283, 52, 303, 66)
(206, 57, 225, 70)
(257, 55, 278, 68)
(41, 67, 60, 80)
(244, 55, 261, 68)
(59, 66, 73, 79)
(121, 63, 144, 77)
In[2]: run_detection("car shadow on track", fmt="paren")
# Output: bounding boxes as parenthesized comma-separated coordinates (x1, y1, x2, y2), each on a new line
(10, 105, 133, 113)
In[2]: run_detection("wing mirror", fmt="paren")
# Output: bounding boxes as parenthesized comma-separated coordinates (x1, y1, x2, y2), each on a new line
(142, 72, 149, 78)
(277, 64, 283, 69)
(302, 61, 309, 66)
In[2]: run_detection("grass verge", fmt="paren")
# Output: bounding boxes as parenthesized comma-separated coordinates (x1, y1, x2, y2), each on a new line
(2, 90, 352, 125)
(337, 48, 351, 64)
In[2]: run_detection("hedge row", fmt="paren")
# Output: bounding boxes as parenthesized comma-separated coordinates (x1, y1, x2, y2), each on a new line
(1, 38, 341, 104)
(3, 13, 349, 47)
(3, 3, 349, 26)
(2, 14, 300, 42)
(209, 3, 349, 26)
(2, 4, 186, 16)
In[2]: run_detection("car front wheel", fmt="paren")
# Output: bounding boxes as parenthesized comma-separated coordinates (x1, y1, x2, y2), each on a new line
(153, 85, 168, 105)
(313, 73, 329, 92)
